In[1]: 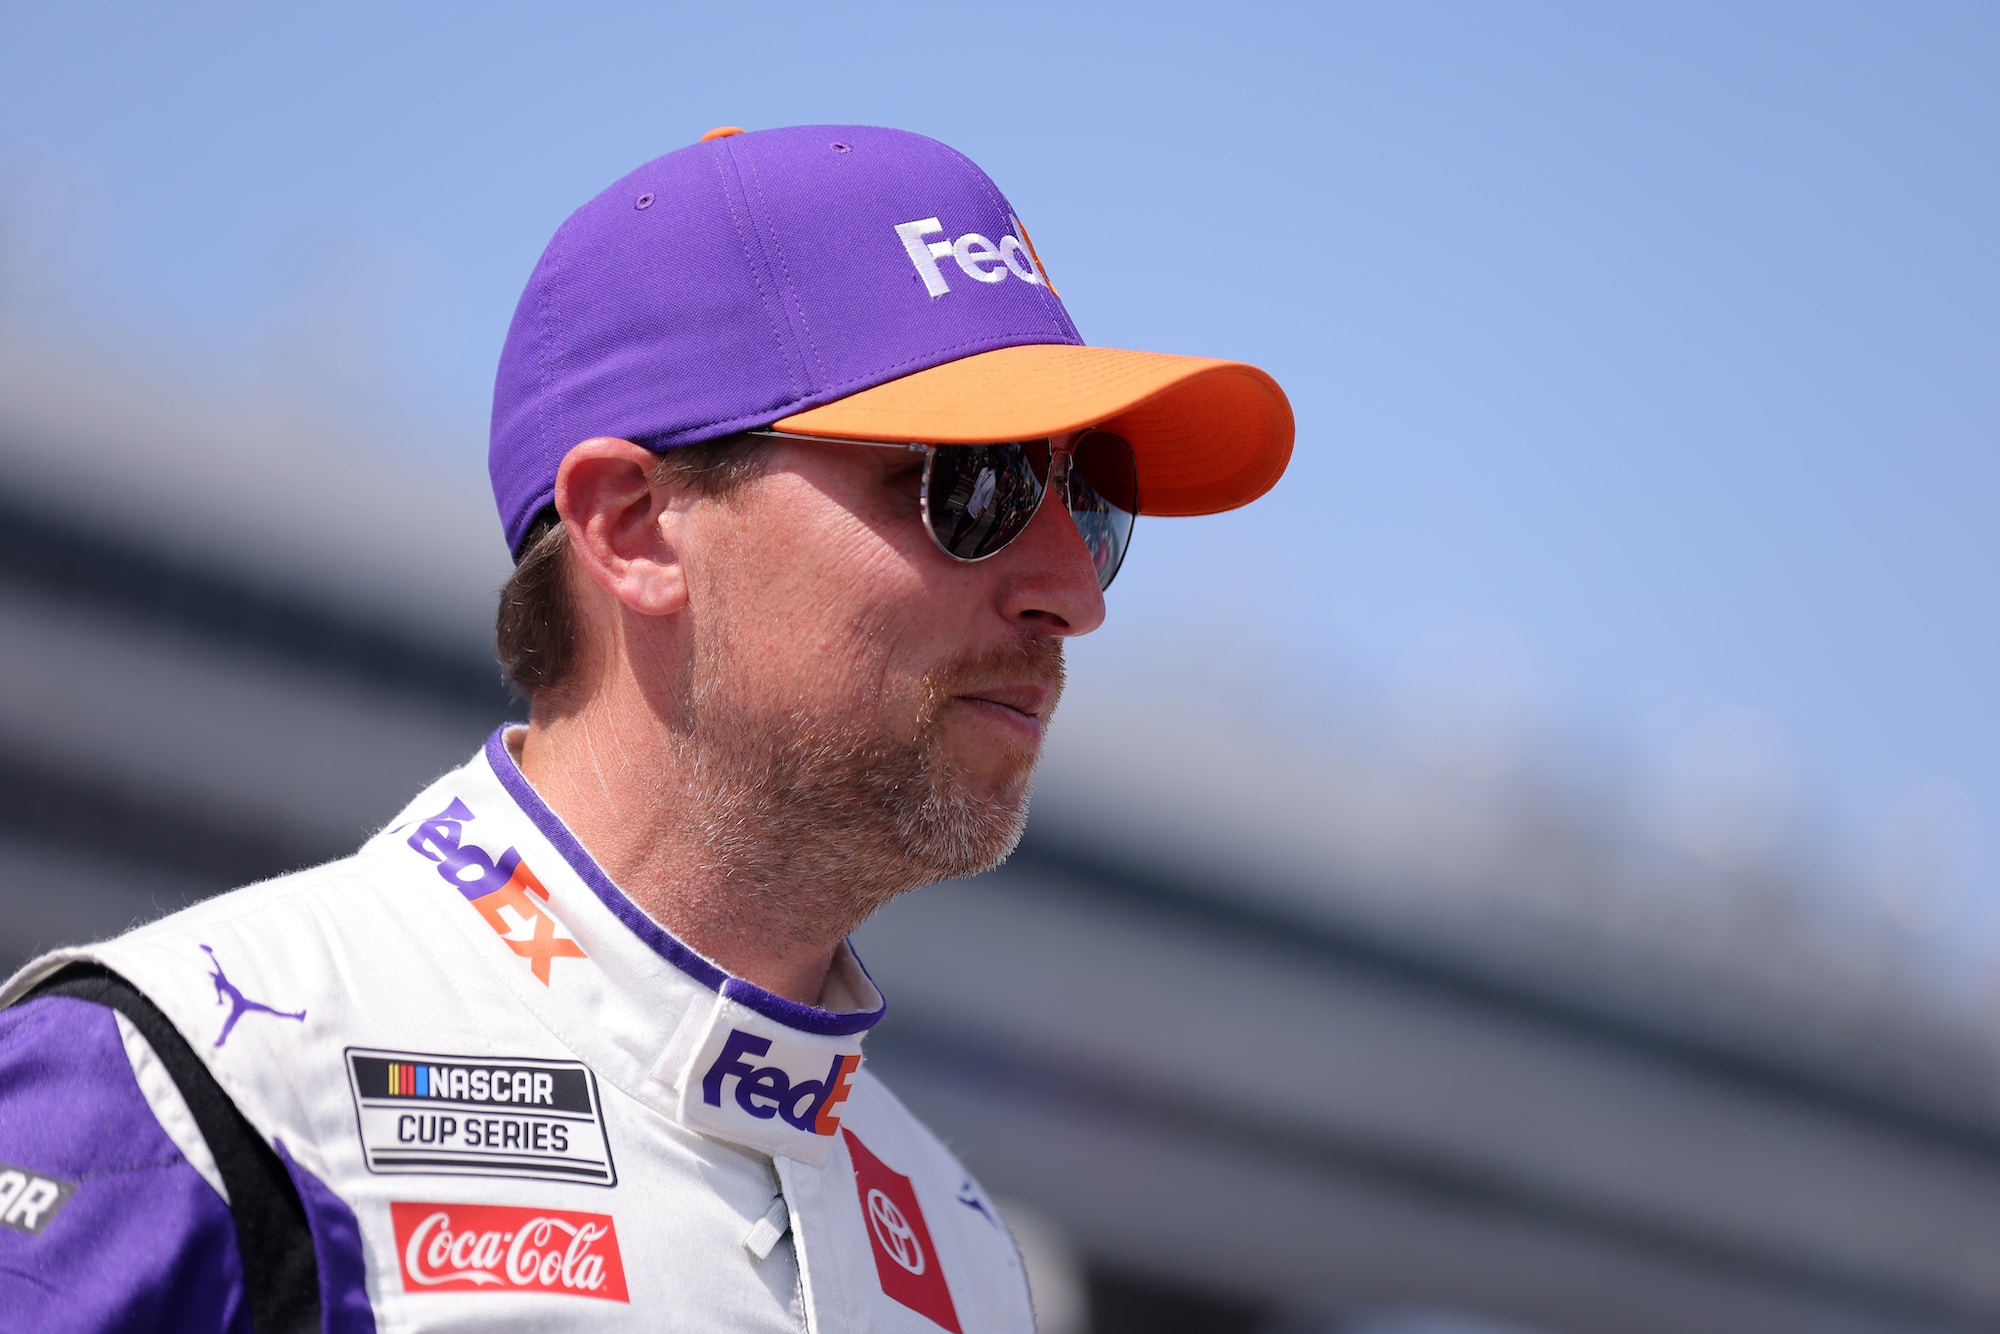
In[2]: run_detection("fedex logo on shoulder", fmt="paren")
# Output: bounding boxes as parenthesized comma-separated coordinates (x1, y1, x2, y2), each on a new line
(702, 1029, 861, 1137)
(406, 799, 587, 985)
(895, 214, 1055, 298)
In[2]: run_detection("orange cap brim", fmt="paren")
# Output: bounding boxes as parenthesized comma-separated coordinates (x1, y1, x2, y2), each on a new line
(773, 344, 1294, 517)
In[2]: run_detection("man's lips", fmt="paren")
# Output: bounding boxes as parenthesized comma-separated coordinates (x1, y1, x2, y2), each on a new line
(957, 683, 1052, 720)
(952, 682, 1055, 740)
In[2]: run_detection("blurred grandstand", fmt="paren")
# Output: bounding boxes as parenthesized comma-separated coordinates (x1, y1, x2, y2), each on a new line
(1, 331, 1996, 1334)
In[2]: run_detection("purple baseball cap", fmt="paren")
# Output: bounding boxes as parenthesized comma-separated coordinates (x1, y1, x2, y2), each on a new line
(490, 124, 1294, 556)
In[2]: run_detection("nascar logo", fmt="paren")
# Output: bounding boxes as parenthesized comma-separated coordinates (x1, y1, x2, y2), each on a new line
(378, 1060, 555, 1105)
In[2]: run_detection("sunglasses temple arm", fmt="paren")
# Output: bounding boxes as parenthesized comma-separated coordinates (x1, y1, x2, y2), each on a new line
(746, 428, 929, 456)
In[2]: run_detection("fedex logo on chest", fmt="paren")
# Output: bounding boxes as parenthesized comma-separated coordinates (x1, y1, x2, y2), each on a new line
(701, 1029, 860, 1136)
(894, 214, 1054, 298)
(677, 1001, 866, 1163)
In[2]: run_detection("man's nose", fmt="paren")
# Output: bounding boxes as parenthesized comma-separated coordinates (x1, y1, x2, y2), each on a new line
(994, 487, 1109, 636)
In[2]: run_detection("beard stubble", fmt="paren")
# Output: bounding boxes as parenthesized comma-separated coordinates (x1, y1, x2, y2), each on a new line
(672, 634, 1066, 949)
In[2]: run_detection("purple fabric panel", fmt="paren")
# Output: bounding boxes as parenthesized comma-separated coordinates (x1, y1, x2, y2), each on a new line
(274, 1140, 376, 1334)
(0, 995, 249, 1333)
(483, 728, 886, 1037)
(489, 137, 803, 549)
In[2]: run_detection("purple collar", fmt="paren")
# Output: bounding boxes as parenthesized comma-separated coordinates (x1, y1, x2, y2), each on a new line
(482, 728, 885, 1038)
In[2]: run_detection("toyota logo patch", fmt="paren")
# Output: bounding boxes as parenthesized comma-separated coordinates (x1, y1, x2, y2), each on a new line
(844, 1129, 962, 1332)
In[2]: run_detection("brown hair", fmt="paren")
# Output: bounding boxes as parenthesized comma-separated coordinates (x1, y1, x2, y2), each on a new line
(495, 434, 774, 700)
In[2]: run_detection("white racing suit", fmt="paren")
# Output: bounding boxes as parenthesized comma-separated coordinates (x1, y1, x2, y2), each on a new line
(0, 727, 1035, 1333)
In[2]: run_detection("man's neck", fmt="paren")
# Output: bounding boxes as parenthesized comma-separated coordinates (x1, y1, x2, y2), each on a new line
(514, 705, 845, 1007)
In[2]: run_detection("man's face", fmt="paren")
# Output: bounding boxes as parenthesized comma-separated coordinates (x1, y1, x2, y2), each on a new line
(663, 436, 1107, 898)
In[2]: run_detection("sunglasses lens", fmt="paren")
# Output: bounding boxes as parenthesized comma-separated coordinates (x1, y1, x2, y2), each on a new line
(924, 442, 1049, 560)
(1067, 430, 1138, 589)
(920, 434, 1137, 588)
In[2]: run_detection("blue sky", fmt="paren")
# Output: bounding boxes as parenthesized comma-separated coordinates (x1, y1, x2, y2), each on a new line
(3, 2, 1995, 924)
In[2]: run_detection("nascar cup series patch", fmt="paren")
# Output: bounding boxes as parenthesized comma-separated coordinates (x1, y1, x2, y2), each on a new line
(347, 1048, 616, 1186)
(677, 995, 864, 1167)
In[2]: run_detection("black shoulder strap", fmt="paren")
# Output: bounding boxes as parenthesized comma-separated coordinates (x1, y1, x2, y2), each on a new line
(22, 963, 322, 1334)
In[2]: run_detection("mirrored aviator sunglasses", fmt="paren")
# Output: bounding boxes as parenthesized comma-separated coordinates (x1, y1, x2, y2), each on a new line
(748, 428, 1138, 590)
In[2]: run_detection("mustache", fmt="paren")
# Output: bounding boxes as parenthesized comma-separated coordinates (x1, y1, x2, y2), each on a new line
(925, 637, 1066, 713)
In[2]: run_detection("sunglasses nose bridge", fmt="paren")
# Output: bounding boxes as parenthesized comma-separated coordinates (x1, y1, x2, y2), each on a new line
(1045, 443, 1075, 507)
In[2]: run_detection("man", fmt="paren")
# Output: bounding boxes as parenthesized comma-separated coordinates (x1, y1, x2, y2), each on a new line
(0, 124, 1291, 1330)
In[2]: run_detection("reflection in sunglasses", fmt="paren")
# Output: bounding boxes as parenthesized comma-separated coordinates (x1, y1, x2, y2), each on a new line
(967, 467, 996, 520)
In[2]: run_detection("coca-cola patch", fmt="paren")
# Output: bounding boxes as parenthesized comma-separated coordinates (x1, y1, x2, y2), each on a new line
(392, 1201, 629, 1301)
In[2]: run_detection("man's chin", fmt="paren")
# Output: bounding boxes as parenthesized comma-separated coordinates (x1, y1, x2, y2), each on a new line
(895, 766, 1036, 884)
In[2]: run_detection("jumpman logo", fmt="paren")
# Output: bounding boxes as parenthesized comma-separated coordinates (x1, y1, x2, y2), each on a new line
(202, 945, 306, 1048)
(956, 1179, 998, 1228)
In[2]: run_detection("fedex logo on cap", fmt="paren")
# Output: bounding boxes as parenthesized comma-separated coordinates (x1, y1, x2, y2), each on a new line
(895, 214, 1053, 298)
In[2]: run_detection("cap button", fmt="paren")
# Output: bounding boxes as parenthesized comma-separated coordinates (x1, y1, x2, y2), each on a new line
(700, 126, 745, 142)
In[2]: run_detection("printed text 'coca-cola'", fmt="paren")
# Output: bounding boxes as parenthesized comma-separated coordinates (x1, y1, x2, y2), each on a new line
(391, 1201, 629, 1301)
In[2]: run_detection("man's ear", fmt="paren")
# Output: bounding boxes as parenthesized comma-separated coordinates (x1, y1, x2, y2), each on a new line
(554, 438, 686, 616)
